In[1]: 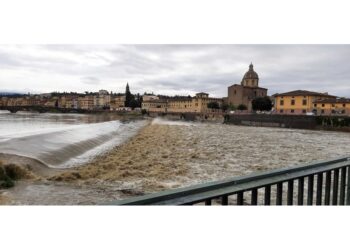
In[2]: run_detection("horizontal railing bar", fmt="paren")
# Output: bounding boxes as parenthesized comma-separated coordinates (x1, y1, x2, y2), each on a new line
(107, 157, 350, 205)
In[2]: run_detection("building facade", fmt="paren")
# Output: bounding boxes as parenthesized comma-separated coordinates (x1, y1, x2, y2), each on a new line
(273, 90, 337, 115)
(110, 95, 126, 110)
(142, 93, 223, 113)
(227, 63, 268, 111)
(313, 98, 350, 116)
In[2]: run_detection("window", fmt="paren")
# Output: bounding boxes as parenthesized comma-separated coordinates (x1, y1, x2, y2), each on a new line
(234, 90, 236, 94)
(331, 109, 336, 114)
(280, 109, 284, 113)
(302, 99, 307, 105)
(291, 109, 295, 113)
(321, 109, 325, 114)
(342, 110, 346, 114)
(280, 100, 284, 106)
(314, 104, 317, 107)
(332, 104, 335, 107)
(322, 104, 325, 107)
(302, 109, 306, 113)
(343, 104, 346, 107)
(291, 100, 295, 105)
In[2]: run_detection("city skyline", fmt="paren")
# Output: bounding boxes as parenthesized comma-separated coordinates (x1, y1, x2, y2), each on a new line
(0, 45, 350, 97)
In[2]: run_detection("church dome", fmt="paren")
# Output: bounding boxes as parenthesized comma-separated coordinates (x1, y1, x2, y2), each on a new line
(241, 63, 259, 87)
(242, 63, 259, 80)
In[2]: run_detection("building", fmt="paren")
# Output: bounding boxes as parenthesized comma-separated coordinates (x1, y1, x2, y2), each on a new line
(142, 93, 223, 113)
(142, 94, 159, 102)
(142, 99, 168, 112)
(64, 96, 79, 109)
(110, 95, 126, 110)
(227, 63, 268, 111)
(313, 98, 350, 116)
(79, 95, 95, 110)
(273, 90, 337, 115)
(94, 91, 111, 109)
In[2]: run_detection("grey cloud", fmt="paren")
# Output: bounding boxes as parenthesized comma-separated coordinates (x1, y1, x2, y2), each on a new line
(0, 45, 350, 98)
(81, 76, 100, 85)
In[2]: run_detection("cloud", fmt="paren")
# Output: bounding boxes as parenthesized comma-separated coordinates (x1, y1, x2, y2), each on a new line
(81, 76, 100, 85)
(0, 45, 349, 97)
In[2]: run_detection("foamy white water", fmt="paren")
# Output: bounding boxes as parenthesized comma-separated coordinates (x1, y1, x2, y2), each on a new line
(0, 112, 146, 168)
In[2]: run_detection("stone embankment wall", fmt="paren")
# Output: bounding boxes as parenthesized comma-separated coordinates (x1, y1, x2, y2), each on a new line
(147, 112, 350, 131)
(224, 114, 350, 132)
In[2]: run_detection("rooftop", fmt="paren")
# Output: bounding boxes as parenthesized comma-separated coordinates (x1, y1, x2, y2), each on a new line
(313, 98, 350, 104)
(273, 90, 337, 98)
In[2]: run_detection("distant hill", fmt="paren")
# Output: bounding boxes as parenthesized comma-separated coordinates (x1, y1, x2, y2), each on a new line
(0, 92, 25, 97)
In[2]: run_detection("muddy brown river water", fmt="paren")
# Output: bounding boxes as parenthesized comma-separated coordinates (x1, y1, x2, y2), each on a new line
(1, 117, 350, 205)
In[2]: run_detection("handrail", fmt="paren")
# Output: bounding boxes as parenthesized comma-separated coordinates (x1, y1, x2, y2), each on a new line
(107, 156, 350, 205)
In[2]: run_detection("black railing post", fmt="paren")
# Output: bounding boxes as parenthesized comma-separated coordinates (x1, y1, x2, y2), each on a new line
(251, 189, 258, 205)
(276, 183, 283, 205)
(222, 195, 228, 205)
(298, 178, 304, 205)
(287, 180, 294, 205)
(264, 185, 271, 205)
(316, 173, 323, 205)
(325, 171, 331, 205)
(346, 166, 350, 205)
(307, 175, 314, 205)
(237, 192, 244, 205)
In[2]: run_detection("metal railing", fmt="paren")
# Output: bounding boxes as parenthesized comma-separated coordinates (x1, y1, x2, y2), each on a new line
(108, 156, 350, 205)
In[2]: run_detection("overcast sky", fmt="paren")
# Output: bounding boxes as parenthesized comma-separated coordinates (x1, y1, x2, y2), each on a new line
(0, 44, 349, 97)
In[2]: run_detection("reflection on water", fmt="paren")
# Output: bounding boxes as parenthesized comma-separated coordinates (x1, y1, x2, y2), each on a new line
(0, 112, 146, 168)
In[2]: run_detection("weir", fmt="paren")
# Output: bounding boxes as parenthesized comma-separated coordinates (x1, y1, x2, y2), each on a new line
(109, 156, 350, 205)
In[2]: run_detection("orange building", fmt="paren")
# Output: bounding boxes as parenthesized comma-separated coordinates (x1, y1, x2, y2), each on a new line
(313, 98, 350, 116)
(273, 90, 336, 115)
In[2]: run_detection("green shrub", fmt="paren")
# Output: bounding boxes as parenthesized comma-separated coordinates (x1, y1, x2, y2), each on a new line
(0, 166, 15, 189)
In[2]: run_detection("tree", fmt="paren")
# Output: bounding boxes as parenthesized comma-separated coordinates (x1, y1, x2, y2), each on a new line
(229, 104, 236, 111)
(252, 96, 272, 111)
(207, 101, 220, 109)
(125, 83, 133, 107)
(221, 103, 229, 111)
(129, 99, 140, 109)
(237, 104, 247, 110)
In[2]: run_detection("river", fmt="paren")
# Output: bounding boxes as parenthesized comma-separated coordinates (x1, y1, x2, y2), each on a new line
(1, 114, 350, 205)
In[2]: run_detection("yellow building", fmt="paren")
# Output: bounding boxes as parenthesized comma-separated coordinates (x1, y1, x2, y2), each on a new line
(142, 93, 223, 113)
(64, 96, 79, 109)
(79, 95, 95, 110)
(0, 97, 8, 106)
(142, 99, 168, 112)
(273, 90, 336, 115)
(110, 95, 126, 110)
(313, 98, 350, 116)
